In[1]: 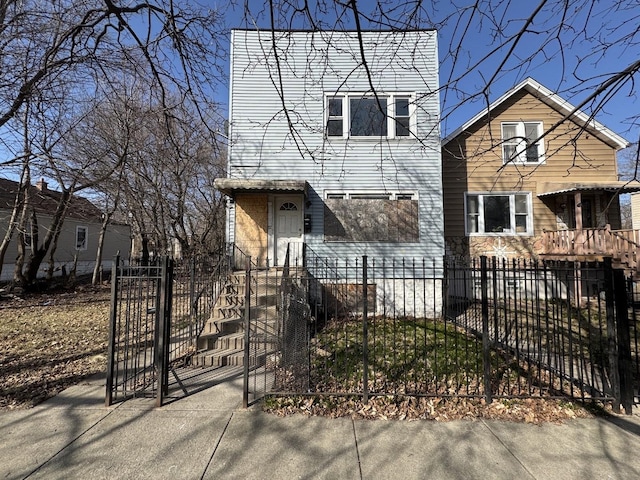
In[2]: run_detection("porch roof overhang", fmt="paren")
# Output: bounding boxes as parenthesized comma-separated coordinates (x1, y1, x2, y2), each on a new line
(214, 178, 308, 197)
(537, 181, 640, 197)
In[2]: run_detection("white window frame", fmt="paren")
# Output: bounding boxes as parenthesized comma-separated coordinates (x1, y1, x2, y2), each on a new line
(325, 93, 415, 139)
(501, 121, 545, 164)
(75, 225, 88, 250)
(325, 190, 417, 200)
(464, 192, 533, 236)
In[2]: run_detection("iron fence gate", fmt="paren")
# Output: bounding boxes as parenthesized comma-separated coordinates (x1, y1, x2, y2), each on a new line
(105, 254, 222, 407)
(105, 257, 171, 406)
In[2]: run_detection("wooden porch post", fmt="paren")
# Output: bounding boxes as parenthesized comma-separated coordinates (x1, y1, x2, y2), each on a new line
(574, 192, 583, 304)
(574, 191, 583, 236)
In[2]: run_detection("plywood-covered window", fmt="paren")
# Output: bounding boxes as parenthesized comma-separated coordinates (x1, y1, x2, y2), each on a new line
(324, 191, 418, 242)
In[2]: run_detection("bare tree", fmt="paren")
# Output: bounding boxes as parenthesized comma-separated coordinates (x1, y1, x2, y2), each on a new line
(0, 0, 227, 288)
(66, 87, 227, 263)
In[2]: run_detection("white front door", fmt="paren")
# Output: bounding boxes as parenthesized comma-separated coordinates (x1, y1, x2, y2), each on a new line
(275, 196, 303, 266)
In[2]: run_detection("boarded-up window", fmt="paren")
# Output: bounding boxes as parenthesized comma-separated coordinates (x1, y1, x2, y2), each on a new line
(324, 199, 419, 242)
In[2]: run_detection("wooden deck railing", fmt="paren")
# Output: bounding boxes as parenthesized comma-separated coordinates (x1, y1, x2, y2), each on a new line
(542, 225, 640, 270)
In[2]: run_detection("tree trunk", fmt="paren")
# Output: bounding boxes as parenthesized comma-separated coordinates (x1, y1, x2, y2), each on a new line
(0, 165, 29, 280)
(92, 212, 111, 284)
(22, 189, 71, 286)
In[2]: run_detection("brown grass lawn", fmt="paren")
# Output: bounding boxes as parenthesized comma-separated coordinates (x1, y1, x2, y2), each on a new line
(0, 285, 111, 409)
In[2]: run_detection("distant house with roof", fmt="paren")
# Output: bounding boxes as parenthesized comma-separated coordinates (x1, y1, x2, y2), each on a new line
(442, 77, 638, 268)
(0, 178, 131, 282)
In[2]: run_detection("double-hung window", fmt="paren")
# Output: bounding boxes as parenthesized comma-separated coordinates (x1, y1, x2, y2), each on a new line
(326, 94, 414, 139)
(465, 193, 532, 235)
(501, 121, 544, 164)
(327, 97, 344, 137)
(76, 226, 88, 250)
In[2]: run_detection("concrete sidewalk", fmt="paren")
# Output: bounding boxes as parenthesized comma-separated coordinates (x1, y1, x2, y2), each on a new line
(2, 372, 640, 480)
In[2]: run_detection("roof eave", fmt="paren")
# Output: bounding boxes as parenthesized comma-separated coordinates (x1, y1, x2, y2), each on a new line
(442, 77, 629, 150)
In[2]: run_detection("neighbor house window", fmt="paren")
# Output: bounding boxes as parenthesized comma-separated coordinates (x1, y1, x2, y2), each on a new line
(76, 226, 88, 250)
(501, 122, 544, 164)
(326, 94, 414, 139)
(465, 193, 532, 235)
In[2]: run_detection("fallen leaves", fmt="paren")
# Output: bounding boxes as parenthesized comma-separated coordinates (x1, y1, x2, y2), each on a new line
(263, 394, 600, 424)
(0, 286, 111, 409)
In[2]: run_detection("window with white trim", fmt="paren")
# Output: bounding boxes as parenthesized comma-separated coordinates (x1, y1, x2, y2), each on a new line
(76, 226, 88, 250)
(465, 193, 532, 235)
(501, 121, 544, 164)
(326, 94, 415, 139)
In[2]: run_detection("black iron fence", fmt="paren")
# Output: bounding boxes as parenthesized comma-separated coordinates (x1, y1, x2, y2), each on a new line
(246, 254, 638, 413)
(105, 244, 640, 414)
(106, 254, 224, 406)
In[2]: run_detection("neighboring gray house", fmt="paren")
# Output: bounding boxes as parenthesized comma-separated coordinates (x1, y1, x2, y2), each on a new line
(0, 178, 131, 282)
(215, 29, 442, 314)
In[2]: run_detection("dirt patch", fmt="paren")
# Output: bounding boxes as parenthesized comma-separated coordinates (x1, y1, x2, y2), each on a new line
(0, 285, 111, 410)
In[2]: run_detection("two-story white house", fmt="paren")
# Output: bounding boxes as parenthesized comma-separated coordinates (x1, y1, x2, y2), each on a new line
(216, 29, 442, 313)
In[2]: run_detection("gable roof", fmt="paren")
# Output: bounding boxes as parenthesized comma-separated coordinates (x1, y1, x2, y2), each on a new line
(0, 177, 103, 221)
(442, 77, 629, 150)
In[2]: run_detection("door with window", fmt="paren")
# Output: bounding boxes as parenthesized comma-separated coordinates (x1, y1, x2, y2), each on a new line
(275, 196, 303, 266)
(568, 196, 596, 229)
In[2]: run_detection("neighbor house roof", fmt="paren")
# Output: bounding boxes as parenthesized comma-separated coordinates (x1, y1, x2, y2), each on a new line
(442, 77, 629, 150)
(0, 177, 103, 221)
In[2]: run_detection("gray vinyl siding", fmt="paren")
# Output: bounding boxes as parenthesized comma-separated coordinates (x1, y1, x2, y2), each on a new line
(0, 211, 131, 281)
(229, 30, 442, 261)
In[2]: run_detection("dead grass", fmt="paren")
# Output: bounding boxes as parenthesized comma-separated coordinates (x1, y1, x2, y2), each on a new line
(0, 285, 111, 410)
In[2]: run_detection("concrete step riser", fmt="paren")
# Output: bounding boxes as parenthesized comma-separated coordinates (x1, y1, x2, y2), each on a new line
(193, 268, 291, 369)
(191, 349, 270, 368)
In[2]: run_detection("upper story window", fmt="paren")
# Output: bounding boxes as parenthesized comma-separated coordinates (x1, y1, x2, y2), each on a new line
(465, 192, 532, 236)
(501, 121, 544, 164)
(326, 94, 414, 139)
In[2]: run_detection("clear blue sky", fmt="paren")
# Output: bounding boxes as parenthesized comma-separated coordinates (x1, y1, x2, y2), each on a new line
(218, 0, 638, 145)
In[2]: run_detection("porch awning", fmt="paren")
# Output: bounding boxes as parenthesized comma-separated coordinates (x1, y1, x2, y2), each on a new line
(214, 178, 308, 197)
(537, 181, 640, 197)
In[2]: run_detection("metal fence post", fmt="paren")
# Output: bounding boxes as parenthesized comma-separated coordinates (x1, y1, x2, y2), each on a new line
(480, 256, 492, 404)
(155, 256, 172, 408)
(613, 268, 633, 414)
(163, 258, 174, 396)
(362, 255, 369, 404)
(243, 256, 252, 408)
(603, 257, 622, 413)
(105, 255, 120, 407)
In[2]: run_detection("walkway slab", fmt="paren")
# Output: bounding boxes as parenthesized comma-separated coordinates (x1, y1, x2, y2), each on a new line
(484, 418, 640, 480)
(204, 411, 360, 480)
(27, 408, 232, 480)
(0, 407, 110, 480)
(355, 419, 533, 480)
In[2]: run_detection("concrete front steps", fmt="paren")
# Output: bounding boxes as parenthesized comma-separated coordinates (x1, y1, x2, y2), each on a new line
(191, 269, 282, 368)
